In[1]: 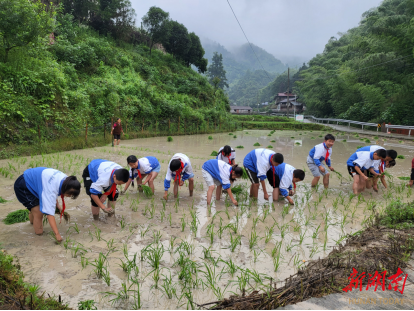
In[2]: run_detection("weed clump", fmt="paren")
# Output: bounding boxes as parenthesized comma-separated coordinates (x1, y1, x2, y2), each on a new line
(231, 185, 243, 195)
(4, 209, 29, 225)
(210, 151, 218, 156)
(0, 196, 7, 203)
(267, 145, 273, 148)
(270, 140, 276, 142)
(229, 133, 233, 135)
(342, 139, 347, 142)
(365, 139, 371, 143)
(397, 155, 405, 159)
(356, 145, 363, 149)
(208, 136, 213, 140)
(253, 142, 260, 146)
(233, 135, 237, 138)
(167, 136, 173, 142)
(236, 145, 244, 149)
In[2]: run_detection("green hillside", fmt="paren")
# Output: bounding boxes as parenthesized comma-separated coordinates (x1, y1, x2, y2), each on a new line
(295, 0, 414, 124)
(0, 2, 230, 152)
(228, 69, 277, 106)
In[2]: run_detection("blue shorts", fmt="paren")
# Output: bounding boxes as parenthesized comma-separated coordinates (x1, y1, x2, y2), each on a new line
(182, 173, 194, 180)
(14, 174, 39, 210)
(152, 164, 161, 173)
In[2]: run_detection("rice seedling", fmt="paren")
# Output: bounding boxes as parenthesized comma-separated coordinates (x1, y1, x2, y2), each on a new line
(168, 212, 172, 226)
(71, 243, 87, 258)
(312, 224, 321, 239)
(270, 140, 276, 142)
(229, 233, 241, 252)
(0, 197, 8, 203)
(265, 224, 275, 243)
(69, 223, 80, 234)
(399, 140, 403, 143)
(160, 209, 165, 222)
(119, 216, 126, 230)
(210, 151, 218, 156)
(267, 145, 273, 148)
(236, 145, 244, 148)
(103, 282, 134, 304)
(146, 244, 164, 269)
(81, 255, 89, 270)
(299, 229, 307, 244)
(231, 185, 243, 195)
(231, 268, 250, 294)
(167, 136, 173, 142)
(253, 142, 261, 146)
(153, 230, 162, 244)
(3, 209, 29, 225)
(160, 272, 177, 299)
(249, 230, 262, 249)
(208, 136, 213, 140)
(357, 145, 363, 149)
(140, 225, 151, 238)
(397, 155, 405, 159)
(90, 252, 109, 279)
(93, 225, 102, 241)
(142, 185, 153, 198)
(190, 209, 199, 233)
(252, 216, 259, 228)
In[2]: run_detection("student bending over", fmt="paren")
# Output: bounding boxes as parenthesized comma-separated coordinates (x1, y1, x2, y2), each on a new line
(270, 163, 305, 205)
(82, 159, 129, 220)
(14, 167, 80, 242)
(202, 159, 243, 206)
(307, 134, 335, 189)
(163, 153, 194, 200)
(346, 149, 386, 194)
(123, 155, 161, 194)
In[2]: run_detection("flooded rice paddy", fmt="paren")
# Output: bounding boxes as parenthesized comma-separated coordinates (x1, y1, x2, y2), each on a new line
(0, 129, 413, 309)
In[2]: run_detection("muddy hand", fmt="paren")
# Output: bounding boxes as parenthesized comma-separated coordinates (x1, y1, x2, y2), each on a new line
(102, 207, 114, 215)
(56, 233, 63, 243)
(232, 200, 238, 206)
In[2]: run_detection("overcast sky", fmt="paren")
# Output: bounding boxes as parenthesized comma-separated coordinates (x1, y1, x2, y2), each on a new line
(131, 0, 383, 64)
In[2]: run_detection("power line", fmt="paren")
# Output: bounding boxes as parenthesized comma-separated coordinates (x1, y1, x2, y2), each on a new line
(226, 0, 274, 83)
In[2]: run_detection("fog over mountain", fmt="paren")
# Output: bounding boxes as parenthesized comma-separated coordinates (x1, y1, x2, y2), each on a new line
(132, 0, 383, 63)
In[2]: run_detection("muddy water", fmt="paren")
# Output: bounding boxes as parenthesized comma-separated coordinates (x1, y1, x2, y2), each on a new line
(0, 130, 413, 309)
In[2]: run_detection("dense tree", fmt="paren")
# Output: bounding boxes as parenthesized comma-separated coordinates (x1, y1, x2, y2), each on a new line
(61, 0, 97, 24)
(142, 6, 169, 56)
(207, 52, 228, 90)
(163, 20, 191, 61)
(184, 32, 208, 73)
(0, 0, 55, 62)
(295, 0, 414, 124)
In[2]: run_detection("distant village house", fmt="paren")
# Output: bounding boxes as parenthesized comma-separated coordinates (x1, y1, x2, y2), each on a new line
(230, 106, 253, 114)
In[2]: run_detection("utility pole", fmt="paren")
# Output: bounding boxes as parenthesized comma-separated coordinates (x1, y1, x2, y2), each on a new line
(286, 67, 290, 117)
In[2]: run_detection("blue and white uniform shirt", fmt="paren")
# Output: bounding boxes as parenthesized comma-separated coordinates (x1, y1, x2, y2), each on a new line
(243, 148, 276, 181)
(130, 156, 160, 179)
(216, 147, 236, 164)
(347, 151, 375, 170)
(88, 159, 122, 195)
(164, 153, 193, 190)
(309, 143, 332, 166)
(274, 163, 295, 197)
(23, 167, 67, 216)
(356, 145, 385, 173)
(202, 159, 232, 190)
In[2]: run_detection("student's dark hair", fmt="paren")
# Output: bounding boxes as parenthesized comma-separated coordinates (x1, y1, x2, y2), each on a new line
(170, 159, 182, 172)
(127, 155, 138, 164)
(61, 176, 81, 199)
(231, 165, 243, 181)
(386, 149, 397, 160)
(375, 149, 387, 158)
(272, 153, 284, 164)
(388, 159, 396, 167)
(325, 134, 335, 141)
(116, 117, 120, 121)
(293, 169, 305, 181)
(115, 169, 129, 182)
(222, 145, 232, 156)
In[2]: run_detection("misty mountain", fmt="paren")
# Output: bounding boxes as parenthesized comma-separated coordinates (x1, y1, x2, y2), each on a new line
(228, 69, 277, 106)
(202, 39, 287, 85)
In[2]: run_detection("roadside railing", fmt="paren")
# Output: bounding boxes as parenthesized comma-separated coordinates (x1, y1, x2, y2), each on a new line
(269, 113, 413, 134)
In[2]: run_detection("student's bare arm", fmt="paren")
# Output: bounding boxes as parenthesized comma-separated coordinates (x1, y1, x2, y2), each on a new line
(260, 179, 269, 199)
(47, 215, 62, 242)
(226, 188, 238, 205)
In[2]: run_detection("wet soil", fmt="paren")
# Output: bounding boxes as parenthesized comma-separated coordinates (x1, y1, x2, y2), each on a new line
(0, 130, 413, 309)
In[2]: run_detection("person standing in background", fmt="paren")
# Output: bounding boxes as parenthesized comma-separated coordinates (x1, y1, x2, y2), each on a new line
(111, 118, 124, 146)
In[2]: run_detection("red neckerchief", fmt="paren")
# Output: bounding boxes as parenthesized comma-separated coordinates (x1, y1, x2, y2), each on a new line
(222, 151, 231, 164)
(104, 169, 117, 198)
(174, 161, 184, 186)
(293, 182, 296, 190)
(380, 160, 385, 173)
(134, 164, 142, 179)
(324, 143, 330, 162)
(60, 194, 65, 223)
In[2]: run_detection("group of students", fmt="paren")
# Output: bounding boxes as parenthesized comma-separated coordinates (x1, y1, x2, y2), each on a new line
(12, 133, 402, 242)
